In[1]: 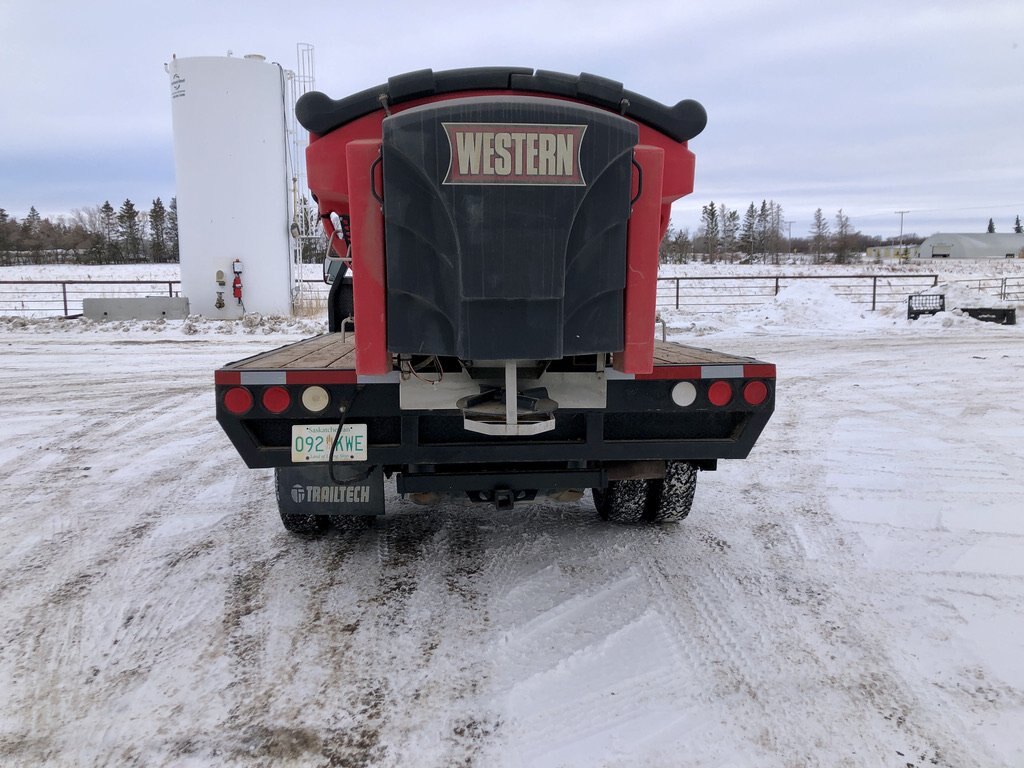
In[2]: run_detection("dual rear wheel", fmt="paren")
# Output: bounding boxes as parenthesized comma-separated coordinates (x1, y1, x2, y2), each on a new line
(592, 461, 697, 525)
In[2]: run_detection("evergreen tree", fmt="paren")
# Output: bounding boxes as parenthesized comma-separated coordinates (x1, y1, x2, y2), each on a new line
(720, 204, 739, 261)
(811, 208, 830, 263)
(673, 227, 692, 262)
(700, 201, 720, 262)
(740, 203, 757, 259)
(833, 208, 852, 264)
(99, 201, 117, 261)
(658, 226, 692, 264)
(167, 197, 179, 261)
(149, 197, 168, 262)
(755, 200, 771, 259)
(1014, 215, 1022, 234)
(987, 218, 995, 233)
(24, 206, 41, 233)
(20, 207, 42, 252)
(768, 200, 784, 264)
(117, 199, 141, 261)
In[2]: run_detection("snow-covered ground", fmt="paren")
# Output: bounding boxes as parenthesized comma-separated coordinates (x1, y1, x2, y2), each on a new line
(1, 269, 1023, 767)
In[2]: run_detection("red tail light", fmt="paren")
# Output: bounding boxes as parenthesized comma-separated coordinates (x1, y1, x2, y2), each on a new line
(743, 381, 769, 406)
(224, 387, 254, 415)
(707, 380, 732, 407)
(262, 386, 291, 414)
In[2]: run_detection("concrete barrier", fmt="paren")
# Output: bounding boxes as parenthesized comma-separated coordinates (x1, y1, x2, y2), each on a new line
(83, 297, 191, 321)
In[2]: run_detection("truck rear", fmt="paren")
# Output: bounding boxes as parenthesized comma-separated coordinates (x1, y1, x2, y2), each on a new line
(214, 67, 775, 533)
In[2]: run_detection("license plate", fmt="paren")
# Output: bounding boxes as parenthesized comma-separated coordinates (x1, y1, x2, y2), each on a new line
(291, 424, 368, 463)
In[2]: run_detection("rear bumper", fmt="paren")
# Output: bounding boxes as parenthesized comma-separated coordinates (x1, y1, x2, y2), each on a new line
(215, 374, 774, 471)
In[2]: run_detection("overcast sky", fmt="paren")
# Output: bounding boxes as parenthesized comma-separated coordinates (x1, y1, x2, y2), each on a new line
(2, 0, 1022, 239)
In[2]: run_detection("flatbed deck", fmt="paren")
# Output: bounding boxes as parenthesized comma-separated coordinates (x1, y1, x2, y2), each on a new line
(217, 334, 769, 375)
(215, 333, 775, 470)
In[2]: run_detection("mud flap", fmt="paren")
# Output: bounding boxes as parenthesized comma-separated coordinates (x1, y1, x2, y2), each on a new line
(276, 464, 385, 516)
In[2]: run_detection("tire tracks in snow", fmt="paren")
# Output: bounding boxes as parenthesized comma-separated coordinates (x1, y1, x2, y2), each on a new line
(730, 438, 994, 765)
(364, 505, 503, 767)
(476, 505, 764, 767)
(0, 384, 208, 604)
(0, 381, 241, 766)
(201, 496, 502, 768)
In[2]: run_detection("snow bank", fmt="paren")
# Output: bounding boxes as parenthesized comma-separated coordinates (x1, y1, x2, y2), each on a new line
(663, 280, 902, 336)
(661, 277, 1023, 341)
(734, 281, 900, 329)
(920, 280, 1015, 309)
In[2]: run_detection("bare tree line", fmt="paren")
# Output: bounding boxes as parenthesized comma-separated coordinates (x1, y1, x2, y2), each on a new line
(660, 199, 788, 265)
(660, 202, 927, 265)
(8, 196, 1014, 270)
(0, 199, 179, 266)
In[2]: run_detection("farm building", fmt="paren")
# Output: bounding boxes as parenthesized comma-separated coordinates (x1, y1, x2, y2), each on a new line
(916, 233, 1024, 260)
(866, 244, 917, 260)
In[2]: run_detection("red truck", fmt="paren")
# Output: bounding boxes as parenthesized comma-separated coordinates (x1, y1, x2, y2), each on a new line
(214, 68, 775, 533)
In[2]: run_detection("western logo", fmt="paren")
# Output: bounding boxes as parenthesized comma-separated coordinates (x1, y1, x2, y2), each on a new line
(442, 123, 586, 186)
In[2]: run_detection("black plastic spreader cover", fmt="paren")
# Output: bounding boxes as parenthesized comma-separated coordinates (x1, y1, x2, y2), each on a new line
(382, 96, 638, 361)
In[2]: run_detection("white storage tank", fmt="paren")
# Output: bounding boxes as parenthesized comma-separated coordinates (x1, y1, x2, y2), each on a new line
(168, 54, 293, 318)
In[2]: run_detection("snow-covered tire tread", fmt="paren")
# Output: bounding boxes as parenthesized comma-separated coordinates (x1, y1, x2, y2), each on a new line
(274, 471, 330, 535)
(278, 512, 330, 535)
(650, 461, 697, 523)
(593, 479, 649, 525)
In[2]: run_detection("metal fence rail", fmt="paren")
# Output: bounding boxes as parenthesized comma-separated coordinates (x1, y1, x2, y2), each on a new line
(0, 280, 182, 317)
(2, 272, 1004, 319)
(945, 275, 1024, 303)
(655, 274, 940, 313)
(0, 279, 336, 317)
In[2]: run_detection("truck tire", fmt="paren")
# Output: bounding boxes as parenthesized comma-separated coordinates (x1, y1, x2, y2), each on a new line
(278, 512, 330, 535)
(647, 461, 697, 523)
(274, 471, 330, 535)
(592, 479, 649, 524)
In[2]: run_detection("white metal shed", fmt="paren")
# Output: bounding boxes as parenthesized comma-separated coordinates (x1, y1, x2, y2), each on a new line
(917, 233, 1024, 259)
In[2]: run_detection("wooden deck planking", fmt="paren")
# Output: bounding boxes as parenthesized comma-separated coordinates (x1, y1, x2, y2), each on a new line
(651, 340, 754, 366)
(233, 335, 357, 370)
(230, 336, 753, 371)
(285, 338, 357, 369)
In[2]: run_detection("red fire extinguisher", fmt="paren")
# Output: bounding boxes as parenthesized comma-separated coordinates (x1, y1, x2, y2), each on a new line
(231, 259, 243, 304)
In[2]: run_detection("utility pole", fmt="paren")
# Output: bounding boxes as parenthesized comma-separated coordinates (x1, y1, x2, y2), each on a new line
(782, 220, 793, 253)
(895, 210, 909, 252)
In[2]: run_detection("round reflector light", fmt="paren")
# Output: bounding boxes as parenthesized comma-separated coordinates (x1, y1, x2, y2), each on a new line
(301, 385, 330, 413)
(224, 387, 253, 415)
(262, 386, 291, 414)
(707, 380, 733, 407)
(743, 380, 769, 406)
(671, 381, 698, 407)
